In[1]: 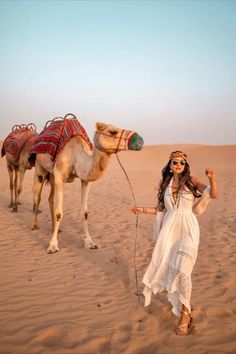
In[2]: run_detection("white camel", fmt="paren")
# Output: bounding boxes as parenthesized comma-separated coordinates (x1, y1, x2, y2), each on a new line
(1, 124, 38, 212)
(31, 119, 144, 253)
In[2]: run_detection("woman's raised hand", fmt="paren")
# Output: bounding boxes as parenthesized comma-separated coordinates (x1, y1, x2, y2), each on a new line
(205, 168, 216, 180)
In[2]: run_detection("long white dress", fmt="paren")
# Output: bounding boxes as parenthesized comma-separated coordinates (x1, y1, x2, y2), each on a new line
(142, 178, 210, 317)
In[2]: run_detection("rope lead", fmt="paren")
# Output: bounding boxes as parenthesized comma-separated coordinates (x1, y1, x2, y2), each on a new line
(116, 154, 143, 303)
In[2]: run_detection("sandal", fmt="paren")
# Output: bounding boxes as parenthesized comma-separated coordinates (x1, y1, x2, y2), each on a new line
(174, 310, 192, 336)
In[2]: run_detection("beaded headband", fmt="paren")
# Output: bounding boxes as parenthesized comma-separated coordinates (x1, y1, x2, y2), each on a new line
(169, 151, 187, 161)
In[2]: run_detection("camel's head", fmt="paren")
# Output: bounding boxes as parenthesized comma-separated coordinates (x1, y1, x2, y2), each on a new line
(94, 122, 144, 154)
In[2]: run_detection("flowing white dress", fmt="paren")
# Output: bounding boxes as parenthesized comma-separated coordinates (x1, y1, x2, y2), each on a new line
(142, 178, 210, 316)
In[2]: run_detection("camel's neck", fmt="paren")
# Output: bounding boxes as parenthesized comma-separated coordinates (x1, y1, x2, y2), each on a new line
(72, 141, 111, 182)
(86, 147, 111, 181)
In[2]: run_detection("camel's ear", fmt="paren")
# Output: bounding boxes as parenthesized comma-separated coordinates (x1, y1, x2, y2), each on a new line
(96, 122, 107, 132)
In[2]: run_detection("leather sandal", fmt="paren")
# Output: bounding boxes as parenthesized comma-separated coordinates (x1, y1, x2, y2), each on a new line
(174, 310, 192, 336)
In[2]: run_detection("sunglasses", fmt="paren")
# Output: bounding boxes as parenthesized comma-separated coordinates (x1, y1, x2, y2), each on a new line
(172, 159, 186, 166)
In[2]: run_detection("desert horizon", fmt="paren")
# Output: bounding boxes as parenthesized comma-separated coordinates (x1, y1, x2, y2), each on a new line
(0, 142, 236, 354)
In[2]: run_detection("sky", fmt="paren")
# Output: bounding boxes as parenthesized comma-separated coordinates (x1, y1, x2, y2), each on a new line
(0, 0, 235, 145)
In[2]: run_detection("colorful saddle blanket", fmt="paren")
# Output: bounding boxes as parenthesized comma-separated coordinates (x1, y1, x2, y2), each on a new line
(1, 128, 38, 162)
(29, 117, 93, 165)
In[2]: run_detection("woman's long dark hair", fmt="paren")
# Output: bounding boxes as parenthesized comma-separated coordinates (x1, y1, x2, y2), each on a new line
(157, 159, 201, 211)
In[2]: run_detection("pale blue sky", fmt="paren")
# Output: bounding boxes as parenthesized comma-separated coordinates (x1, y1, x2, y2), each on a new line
(0, 0, 235, 144)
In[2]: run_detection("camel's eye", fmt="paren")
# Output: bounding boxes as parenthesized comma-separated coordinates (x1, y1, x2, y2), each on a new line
(109, 129, 118, 136)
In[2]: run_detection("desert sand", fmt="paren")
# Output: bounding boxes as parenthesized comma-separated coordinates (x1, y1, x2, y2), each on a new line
(0, 143, 236, 354)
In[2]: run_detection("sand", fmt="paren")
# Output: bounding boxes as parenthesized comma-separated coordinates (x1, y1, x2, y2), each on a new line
(0, 143, 236, 354)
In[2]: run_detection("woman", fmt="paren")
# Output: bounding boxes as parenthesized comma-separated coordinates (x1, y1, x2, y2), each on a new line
(131, 151, 218, 336)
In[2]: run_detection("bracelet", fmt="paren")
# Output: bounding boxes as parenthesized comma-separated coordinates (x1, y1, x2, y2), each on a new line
(143, 207, 145, 213)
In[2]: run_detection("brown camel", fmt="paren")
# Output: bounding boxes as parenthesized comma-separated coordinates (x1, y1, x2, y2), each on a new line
(30, 116, 143, 253)
(1, 123, 38, 212)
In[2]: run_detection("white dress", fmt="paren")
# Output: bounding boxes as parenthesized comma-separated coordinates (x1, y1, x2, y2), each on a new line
(142, 178, 210, 316)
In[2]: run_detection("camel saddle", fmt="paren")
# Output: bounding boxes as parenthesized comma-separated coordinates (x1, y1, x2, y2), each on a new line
(1, 127, 38, 162)
(29, 115, 93, 165)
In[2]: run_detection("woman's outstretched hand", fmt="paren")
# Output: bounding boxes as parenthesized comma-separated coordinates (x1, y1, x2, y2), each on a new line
(131, 207, 143, 215)
(205, 168, 216, 180)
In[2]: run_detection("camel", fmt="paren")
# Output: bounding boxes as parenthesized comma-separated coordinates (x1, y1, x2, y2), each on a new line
(30, 115, 144, 253)
(1, 123, 38, 212)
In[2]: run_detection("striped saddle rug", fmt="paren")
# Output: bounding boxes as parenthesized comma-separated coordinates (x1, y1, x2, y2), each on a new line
(29, 116, 93, 165)
(1, 127, 38, 162)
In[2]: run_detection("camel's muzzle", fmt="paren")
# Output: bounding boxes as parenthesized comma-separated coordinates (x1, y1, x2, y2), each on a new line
(127, 133, 144, 151)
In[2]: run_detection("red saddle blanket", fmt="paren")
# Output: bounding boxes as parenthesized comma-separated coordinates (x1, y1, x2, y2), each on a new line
(29, 117, 93, 165)
(1, 128, 38, 162)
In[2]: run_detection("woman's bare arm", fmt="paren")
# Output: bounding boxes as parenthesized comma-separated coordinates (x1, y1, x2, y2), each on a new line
(191, 169, 218, 199)
(131, 206, 158, 215)
(205, 168, 218, 198)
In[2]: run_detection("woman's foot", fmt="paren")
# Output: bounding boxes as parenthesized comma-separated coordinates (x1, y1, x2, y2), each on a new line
(174, 310, 192, 336)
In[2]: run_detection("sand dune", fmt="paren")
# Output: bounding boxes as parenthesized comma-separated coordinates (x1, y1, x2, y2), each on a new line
(0, 143, 236, 354)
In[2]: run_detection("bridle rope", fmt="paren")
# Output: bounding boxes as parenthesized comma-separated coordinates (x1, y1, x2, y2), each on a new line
(115, 153, 142, 302)
(95, 129, 142, 302)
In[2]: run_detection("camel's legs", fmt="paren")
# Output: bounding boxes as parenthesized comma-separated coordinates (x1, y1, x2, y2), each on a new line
(81, 181, 97, 249)
(16, 167, 26, 207)
(31, 174, 45, 230)
(12, 167, 19, 212)
(7, 164, 14, 208)
(47, 178, 64, 253)
(48, 174, 55, 229)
